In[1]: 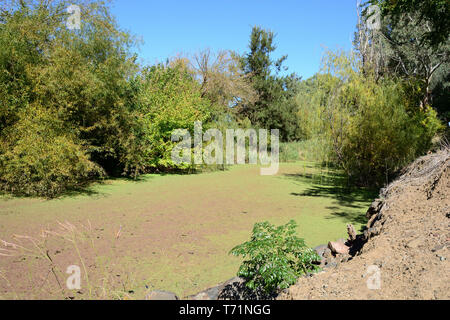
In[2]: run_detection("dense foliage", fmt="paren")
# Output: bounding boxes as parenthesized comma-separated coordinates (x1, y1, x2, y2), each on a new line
(358, 0, 449, 122)
(297, 51, 442, 185)
(230, 220, 320, 294)
(0, 0, 214, 195)
(124, 62, 211, 174)
(0, 107, 103, 197)
(0, 0, 446, 196)
(0, 0, 138, 195)
(238, 27, 302, 142)
(369, 0, 450, 48)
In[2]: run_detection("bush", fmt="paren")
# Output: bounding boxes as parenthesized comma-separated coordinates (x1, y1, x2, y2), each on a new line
(0, 0, 139, 186)
(0, 110, 103, 197)
(337, 76, 443, 185)
(230, 220, 321, 294)
(123, 62, 211, 173)
(298, 51, 443, 186)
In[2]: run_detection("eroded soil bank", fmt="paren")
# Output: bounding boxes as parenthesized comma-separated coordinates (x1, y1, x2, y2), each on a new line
(279, 150, 450, 300)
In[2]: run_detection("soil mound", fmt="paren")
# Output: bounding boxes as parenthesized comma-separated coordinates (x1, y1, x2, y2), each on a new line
(279, 149, 450, 300)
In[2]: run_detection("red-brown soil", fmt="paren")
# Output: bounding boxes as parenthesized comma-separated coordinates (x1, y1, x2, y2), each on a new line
(280, 150, 450, 300)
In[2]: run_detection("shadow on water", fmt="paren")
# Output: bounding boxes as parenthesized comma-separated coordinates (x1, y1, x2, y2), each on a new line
(0, 184, 104, 201)
(58, 165, 228, 199)
(55, 174, 157, 200)
(59, 173, 159, 199)
(283, 169, 378, 226)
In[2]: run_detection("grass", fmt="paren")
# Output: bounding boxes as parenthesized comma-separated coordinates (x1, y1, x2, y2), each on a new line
(0, 161, 377, 299)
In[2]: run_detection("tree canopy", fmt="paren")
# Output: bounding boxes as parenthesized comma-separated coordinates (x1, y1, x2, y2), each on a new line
(0, 0, 446, 196)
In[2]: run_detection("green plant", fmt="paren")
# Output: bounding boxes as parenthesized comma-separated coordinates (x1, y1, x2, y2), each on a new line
(0, 0, 139, 195)
(230, 220, 321, 294)
(298, 50, 443, 186)
(238, 26, 302, 142)
(0, 108, 104, 198)
(124, 62, 211, 173)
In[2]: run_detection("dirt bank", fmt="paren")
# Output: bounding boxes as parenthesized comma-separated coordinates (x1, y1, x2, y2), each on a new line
(279, 149, 450, 300)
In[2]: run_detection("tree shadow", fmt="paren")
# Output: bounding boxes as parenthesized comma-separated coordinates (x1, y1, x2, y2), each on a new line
(60, 173, 159, 199)
(59, 185, 102, 198)
(324, 211, 368, 229)
(0, 182, 103, 200)
(283, 170, 378, 225)
(106, 174, 155, 182)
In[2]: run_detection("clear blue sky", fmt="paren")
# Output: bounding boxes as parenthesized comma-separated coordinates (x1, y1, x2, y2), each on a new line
(110, 0, 358, 80)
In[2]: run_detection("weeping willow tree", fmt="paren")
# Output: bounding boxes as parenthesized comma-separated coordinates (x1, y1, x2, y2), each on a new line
(297, 50, 442, 186)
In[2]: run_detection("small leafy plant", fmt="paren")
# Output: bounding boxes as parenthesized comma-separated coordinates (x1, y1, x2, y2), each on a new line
(230, 220, 321, 294)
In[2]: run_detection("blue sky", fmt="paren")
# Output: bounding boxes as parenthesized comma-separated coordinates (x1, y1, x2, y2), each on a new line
(110, 0, 358, 80)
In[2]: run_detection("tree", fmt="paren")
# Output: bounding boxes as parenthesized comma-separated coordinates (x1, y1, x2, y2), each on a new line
(357, 1, 449, 116)
(239, 26, 302, 142)
(189, 48, 257, 120)
(369, 0, 450, 48)
(0, 0, 139, 195)
(304, 51, 442, 186)
(123, 62, 211, 174)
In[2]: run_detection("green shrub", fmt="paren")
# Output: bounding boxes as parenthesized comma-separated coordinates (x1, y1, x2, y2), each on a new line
(0, 0, 140, 184)
(230, 220, 321, 294)
(122, 62, 211, 174)
(299, 51, 443, 186)
(0, 109, 103, 197)
(337, 76, 443, 185)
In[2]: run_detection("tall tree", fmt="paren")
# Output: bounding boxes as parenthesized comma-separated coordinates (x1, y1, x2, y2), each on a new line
(189, 48, 257, 120)
(357, 1, 449, 115)
(369, 0, 450, 48)
(239, 26, 301, 142)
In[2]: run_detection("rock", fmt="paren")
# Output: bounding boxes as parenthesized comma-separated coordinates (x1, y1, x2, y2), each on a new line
(313, 244, 328, 257)
(221, 276, 245, 289)
(217, 277, 273, 300)
(363, 229, 370, 240)
(145, 290, 179, 300)
(431, 244, 446, 252)
(366, 199, 383, 219)
(368, 224, 382, 237)
(339, 254, 351, 263)
(191, 292, 211, 300)
(323, 258, 338, 269)
(347, 224, 357, 242)
(188, 277, 247, 300)
(406, 237, 424, 249)
(367, 213, 378, 229)
(190, 286, 222, 300)
(190, 277, 243, 300)
(322, 248, 332, 259)
(328, 241, 350, 255)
